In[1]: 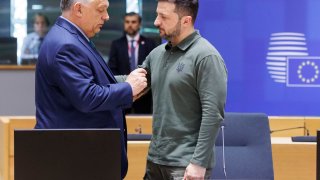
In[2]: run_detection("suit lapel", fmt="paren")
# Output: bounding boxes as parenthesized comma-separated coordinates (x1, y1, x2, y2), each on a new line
(138, 37, 146, 65)
(122, 37, 130, 70)
(78, 37, 117, 83)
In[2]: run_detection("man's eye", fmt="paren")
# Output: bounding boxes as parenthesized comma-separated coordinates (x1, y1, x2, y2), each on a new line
(98, 9, 105, 12)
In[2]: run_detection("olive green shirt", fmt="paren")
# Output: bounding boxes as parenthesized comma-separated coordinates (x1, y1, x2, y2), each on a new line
(141, 31, 227, 168)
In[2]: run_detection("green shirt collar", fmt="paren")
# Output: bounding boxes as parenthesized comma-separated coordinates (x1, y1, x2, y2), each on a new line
(175, 30, 201, 51)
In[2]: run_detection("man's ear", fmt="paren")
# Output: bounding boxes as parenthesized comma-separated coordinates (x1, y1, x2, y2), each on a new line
(182, 16, 192, 25)
(73, 2, 83, 17)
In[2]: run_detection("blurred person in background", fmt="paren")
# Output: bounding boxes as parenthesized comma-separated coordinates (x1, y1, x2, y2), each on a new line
(21, 13, 50, 64)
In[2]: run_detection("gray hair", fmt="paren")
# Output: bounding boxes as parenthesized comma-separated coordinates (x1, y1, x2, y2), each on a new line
(60, 0, 90, 11)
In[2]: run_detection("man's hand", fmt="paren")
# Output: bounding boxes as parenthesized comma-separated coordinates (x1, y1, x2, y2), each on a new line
(133, 87, 149, 101)
(183, 163, 206, 180)
(126, 68, 148, 97)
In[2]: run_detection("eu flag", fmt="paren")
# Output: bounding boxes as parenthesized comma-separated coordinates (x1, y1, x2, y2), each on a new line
(287, 57, 320, 87)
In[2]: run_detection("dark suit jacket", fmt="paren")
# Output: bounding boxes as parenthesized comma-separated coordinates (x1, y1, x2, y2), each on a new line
(108, 35, 156, 114)
(35, 17, 131, 178)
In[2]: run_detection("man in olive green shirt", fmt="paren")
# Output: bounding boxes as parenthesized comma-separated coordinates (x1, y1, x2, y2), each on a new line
(141, 0, 227, 179)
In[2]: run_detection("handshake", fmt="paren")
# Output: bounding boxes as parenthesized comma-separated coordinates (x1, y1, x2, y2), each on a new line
(125, 68, 149, 101)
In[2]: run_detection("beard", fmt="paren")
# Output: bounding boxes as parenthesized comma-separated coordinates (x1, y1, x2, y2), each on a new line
(161, 20, 181, 41)
(126, 27, 140, 36)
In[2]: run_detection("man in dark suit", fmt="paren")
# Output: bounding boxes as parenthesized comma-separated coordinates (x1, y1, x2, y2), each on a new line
(35, 0, 147, 179)
(108, 12, 156, 114)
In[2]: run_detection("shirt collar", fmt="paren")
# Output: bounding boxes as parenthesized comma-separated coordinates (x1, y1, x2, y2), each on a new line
(60, 16, 90, 42)
(167, 30, 201, 51)
(126, 33, 140, 42)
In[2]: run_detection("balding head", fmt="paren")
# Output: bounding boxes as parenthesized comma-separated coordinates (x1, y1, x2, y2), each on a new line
(60, 0, 90, 11)
(60, 0, 109, 38)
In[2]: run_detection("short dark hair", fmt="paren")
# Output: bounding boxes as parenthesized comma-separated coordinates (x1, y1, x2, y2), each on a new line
(158, 0, 199, 24)
(34, 13, 50, 26)
(124, 12, 142, 23)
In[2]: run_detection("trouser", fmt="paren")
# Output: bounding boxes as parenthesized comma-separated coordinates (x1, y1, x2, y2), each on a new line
(143, 160, 212, 180)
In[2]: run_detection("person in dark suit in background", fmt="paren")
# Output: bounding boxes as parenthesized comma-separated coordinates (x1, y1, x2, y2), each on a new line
(35, 0, 147, 179)
(108, 12, 156, 114)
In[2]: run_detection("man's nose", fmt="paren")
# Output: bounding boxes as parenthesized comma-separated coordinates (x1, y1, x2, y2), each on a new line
(103, 12, 110, 21)
(154, 16, 160, 27)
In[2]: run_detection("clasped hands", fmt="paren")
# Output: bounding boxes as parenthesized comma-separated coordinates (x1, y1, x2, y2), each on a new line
(125, 68, 148, 101)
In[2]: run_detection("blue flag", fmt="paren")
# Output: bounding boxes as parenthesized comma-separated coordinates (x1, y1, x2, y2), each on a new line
(287, 57, 320, 87)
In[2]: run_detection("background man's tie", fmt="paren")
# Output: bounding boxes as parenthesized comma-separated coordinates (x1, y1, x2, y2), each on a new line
(130, 40, 136, 71)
